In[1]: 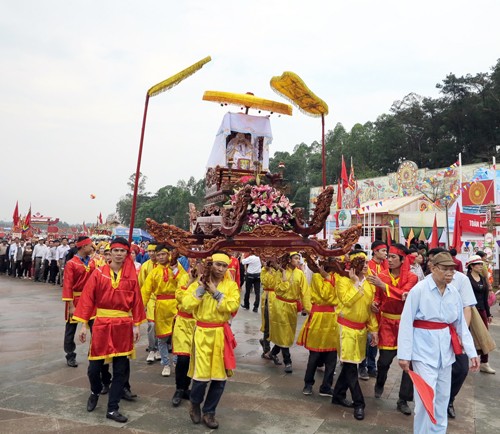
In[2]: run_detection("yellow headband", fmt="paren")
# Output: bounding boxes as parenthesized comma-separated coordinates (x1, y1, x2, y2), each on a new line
(212, 253, 230, 265)
(147, 244, 156, 251)
(156, 248, 169, 253)
(103, 243, 111, 252)
(349, 252, 367, 261)
(289, 251, 299, 257)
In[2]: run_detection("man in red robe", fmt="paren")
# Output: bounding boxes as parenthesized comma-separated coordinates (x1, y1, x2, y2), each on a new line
(73, 237, 146, 423)
(62, 236, 95, 367)
(369, 243, 418, 416)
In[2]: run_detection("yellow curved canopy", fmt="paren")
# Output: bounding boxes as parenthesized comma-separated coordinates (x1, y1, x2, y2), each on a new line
(202, 90, 292, 116)
(147, 56, 212, 97)
(270, 71, 328, 117)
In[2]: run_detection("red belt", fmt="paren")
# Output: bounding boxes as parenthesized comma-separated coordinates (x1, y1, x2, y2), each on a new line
(156, 294, 175, 300)
(276, 295, 298, 304)
(337, 316, 366, 330)
(413, 320, 462, 355)
(196, 321, 236, 370)
(264, 287, 275, 292)
(311, 305, 335, 314)
(177, 311, 193, 319)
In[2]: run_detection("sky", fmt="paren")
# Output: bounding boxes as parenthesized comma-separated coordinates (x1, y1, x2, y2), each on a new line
(1, 0, 499, 225)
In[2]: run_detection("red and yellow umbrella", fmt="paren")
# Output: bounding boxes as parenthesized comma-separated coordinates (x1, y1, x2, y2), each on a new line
(202, 91, 292, 116)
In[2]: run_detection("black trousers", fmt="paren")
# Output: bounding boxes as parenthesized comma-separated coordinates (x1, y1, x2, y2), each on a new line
(88, 356, 128, 412)
(244, 274, 261, 309)
(175, 355, 191, 391)
(87, 319, 113, 388)
(64, 321, 78, 360)
(449, 353, 469, 404)
(304, 350, 337, 392)
(261, 296, 271, 352)
(270, 344, 291, 364)
(376, 349, 413, 401)
(0, 254, 7, 273)
(333, 362, 365, 408)
(49, 260, 59, 283)
(43, 259, 50, 281)
(190, 379, 226, 415)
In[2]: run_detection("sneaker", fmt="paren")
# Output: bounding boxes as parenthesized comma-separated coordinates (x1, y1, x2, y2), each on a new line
(284, 364, 293, 373)
(319, 389, 334, 397)
(302, 385, 313, 395)
(240, 304, 249, 310)
(162, 365, 171, 377)
(106, 411, 128, 423)
(358, 366, 369, 381)
(368, 369, 377, 378)
(480, 363, 496, 374)
(154, 350, 161, 361)
(202, 413, 219, 429)
(67, 358, 78, 368)
(397, 399, 412, 416)
(146, 351, 155, 364)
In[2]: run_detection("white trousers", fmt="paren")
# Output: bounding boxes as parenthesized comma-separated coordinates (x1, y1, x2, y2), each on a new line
(412, 360, 452, 434)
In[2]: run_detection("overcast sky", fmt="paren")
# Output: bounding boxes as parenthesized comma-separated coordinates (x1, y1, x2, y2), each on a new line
(1, 0, 499, 224)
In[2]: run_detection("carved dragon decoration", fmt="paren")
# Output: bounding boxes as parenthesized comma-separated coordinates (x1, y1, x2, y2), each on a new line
(291, 186, 334, 236)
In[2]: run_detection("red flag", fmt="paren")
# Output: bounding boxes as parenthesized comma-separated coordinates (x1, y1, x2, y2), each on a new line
(386, 227, 392, 246)
(341, 155, 349, 192)
(429, 214, 439, 249)
(22, 206, 31, 232)
(13, 201, 20, 227)
(451, 205, 462, 251)
(99, 212, 103, 224)
(408, 370, 437, 424)
(335, 180, 343, 226)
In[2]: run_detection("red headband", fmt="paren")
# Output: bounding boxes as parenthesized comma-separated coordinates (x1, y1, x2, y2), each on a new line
(76, 238, 92, 248)
(373, 244, 387, 252)
(389, 246, 407, 257)
(110, 242, 130, 251)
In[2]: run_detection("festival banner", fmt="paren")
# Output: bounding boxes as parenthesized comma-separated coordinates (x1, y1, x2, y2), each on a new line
(462, 180, 495, 206)
(460, 213, 487, 234)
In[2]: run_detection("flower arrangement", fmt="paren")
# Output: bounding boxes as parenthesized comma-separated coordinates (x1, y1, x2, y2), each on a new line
(230, 184, 295, 229)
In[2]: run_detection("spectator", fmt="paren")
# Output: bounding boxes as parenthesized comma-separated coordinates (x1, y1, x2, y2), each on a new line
(22, 242, 33, 279)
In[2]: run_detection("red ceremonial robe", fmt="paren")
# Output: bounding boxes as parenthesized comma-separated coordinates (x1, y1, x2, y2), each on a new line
(62, 256, 96, 321)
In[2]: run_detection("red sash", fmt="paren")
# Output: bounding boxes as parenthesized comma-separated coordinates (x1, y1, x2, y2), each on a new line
(263, 287, 275, 292)
(276, 295, 298, 304)
(311, 305, 335, 314)
(413, 320, 462, 355)
(176, 310, 193, 319)
(337, 316, 366, 330)
(196, 321, 237, 370)
(156, 294, 175, 300)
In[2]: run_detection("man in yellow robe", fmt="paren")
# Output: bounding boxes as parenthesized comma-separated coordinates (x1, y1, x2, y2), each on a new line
(142, 244, 188, 377)
(331, 251, 378, 421)
(259, 262, 280, 356)
(298, 262, 339, 396)
(184, 252, 240, 430)
(138, 244, 159, 363)
(267, 252, 311, 373)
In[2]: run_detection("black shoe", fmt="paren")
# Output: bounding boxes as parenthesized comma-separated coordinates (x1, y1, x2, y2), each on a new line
(284, 363, 293, 373)
(66, 358, 78, 368)
(182, 390, 191, 400)
(447, 403, 456, 419)
(87, 393, 99, 412)
(332, 397, 354, 408)
(319, 388, 334, 397)
(253, 307, 258, 312)
(122, 388, 137, 401)
(358, 366, 369, 381)
(240, 304, 249, 310)
(269, 353, 282, 365)
(374, 384, 384, 399)
(302, 385, 313, 395)
(368, 370, 377, 378)
(397, 399, 412, 416)
(101, 385, 109, 395)
(189, 402, 201, 424)
(106, 411, 128, 423)
(172, 389, 184, 407)
(354, 407, 365, 420)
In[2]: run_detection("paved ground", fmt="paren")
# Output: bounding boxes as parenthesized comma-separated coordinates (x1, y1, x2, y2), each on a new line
(0, 275, 499, 434)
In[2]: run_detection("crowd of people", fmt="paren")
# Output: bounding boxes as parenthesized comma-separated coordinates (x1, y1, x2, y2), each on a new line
(1, 235, 496, 432)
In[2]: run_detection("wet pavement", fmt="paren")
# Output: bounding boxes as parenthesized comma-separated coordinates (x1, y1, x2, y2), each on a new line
(0, 275, 499, 433)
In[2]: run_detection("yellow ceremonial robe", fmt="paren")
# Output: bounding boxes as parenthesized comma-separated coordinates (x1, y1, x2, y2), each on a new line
(260, 268, 280, 333)
(297, 272, 339, 352)
(336, 276, 378, 363)
(139, 259, 157, 322)
(142, 263, 189, 338)
(185, 278, 240, 381)
(269, 267, 311, 348)
(172, 282, 196, 356)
